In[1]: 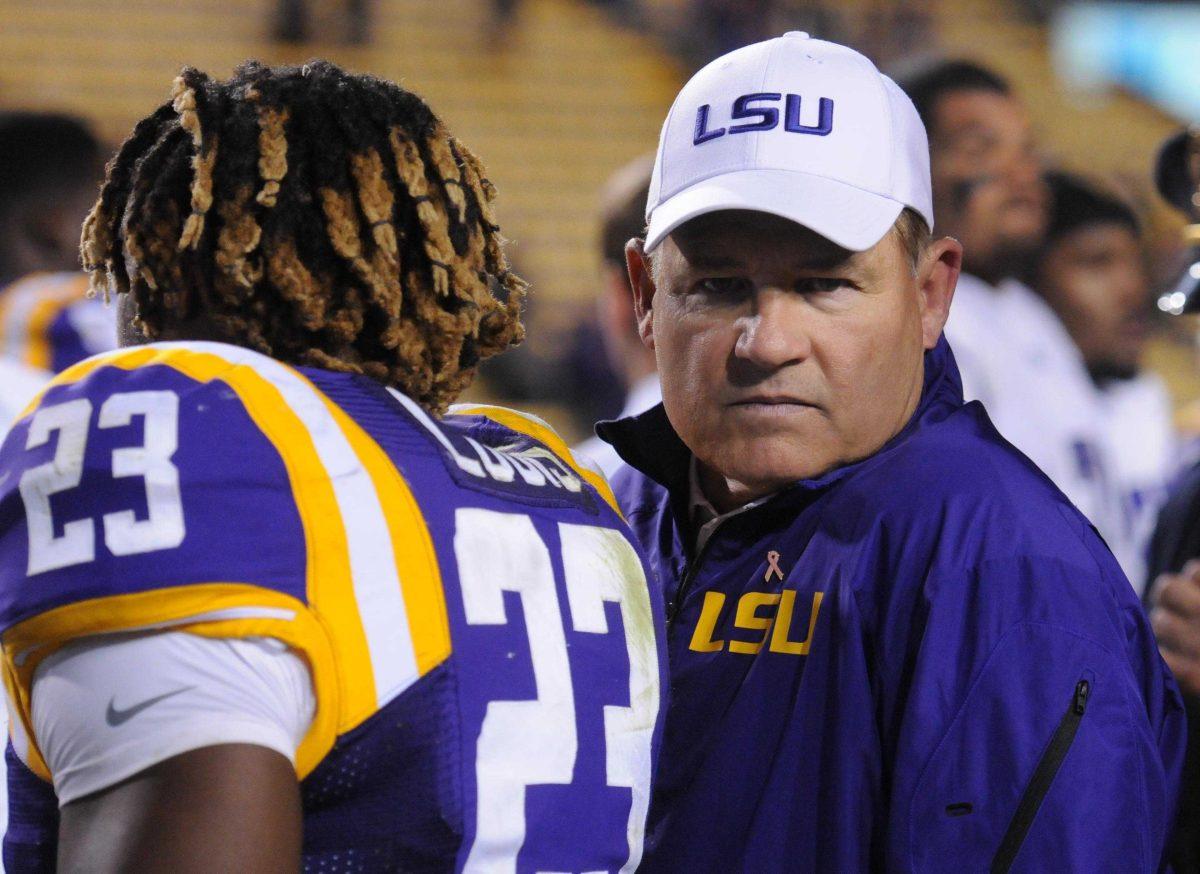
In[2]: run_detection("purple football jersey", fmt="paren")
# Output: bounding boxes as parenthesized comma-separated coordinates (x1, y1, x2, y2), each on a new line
(0, 340, 667, 873)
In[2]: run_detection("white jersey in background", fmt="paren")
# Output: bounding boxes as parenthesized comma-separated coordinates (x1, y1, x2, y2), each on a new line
(1098, 374, 1176, 590)
(0, 359, 49, 436)
(944, 272, 1173, 594)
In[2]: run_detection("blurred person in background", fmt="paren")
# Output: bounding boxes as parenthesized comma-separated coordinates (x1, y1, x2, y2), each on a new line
(0, 351, 46, 859)
(0, 112, 116, 373)
(473, 264, 627, 440)
(575, 154, 661, 477)
(671, 0, 844, 72)
(274, 0, 370, 44)
(1033, 172, 1174, 590)
(899, 61, 1048, 407)
(1145, 125, 1200, 874)
(901, 60, 1135, 572)
(0, 110, 92, 869)
(0, 113, 99, 284)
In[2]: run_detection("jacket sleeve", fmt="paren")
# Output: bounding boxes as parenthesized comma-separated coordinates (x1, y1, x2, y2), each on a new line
(887, 554, 1186, 873)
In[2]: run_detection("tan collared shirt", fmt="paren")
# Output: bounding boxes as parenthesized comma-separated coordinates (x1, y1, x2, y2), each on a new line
(687, 457, 775, 554)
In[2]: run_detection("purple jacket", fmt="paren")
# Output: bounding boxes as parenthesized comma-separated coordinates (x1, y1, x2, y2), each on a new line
(601, 337, 1185, 872)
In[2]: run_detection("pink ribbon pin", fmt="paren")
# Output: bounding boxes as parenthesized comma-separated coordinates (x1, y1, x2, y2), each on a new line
(764, 550, 784, 582)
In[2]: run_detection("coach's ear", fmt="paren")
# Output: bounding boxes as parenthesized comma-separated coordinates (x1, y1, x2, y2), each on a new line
(625, 238, 656, 351)
(917, 236, 963, 350)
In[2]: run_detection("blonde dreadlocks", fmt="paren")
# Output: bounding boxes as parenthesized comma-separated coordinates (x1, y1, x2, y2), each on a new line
(81, 60, 526, 413)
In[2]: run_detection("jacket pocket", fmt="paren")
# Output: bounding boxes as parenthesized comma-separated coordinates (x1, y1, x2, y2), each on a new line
(990, 679, 1091, 874)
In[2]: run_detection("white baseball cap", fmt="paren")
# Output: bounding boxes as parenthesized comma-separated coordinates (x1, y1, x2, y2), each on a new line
(644, 32, 933, 253)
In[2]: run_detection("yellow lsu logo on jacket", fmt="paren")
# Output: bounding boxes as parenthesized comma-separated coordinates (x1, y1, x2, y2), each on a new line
(689, 590, 824, 655)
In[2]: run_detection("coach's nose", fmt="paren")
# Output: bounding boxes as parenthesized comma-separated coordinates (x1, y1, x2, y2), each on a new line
(733, 287, 812, 370)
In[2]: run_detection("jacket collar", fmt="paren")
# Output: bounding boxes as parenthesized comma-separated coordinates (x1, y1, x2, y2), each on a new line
(597, 335, 965, 500)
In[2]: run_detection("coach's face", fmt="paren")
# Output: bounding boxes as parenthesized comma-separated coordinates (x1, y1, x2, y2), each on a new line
(628, 211, 961, 511)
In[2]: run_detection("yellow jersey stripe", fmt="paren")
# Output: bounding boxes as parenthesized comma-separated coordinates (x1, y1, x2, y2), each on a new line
(2, 657, 49, 780)
(453, 403, 623, 517)
(23, 294, 77, 371)
(24, 343, 379, 728)
(21, 341, 454, 731)
(18, 343, 157, 419)
(0, 273, 87, 369)
(247, 362, 424, 715)
(322, 397, 452, 680)
(2, 583, 340, 780)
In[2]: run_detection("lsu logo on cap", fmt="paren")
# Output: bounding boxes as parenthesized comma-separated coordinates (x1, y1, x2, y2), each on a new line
(693, 93, 835, 146)
(644, 34, 933, 254)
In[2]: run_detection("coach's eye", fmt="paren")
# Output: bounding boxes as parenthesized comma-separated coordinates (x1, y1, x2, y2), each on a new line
(794, 277, 854, 294)
(692, 277, 754, 299)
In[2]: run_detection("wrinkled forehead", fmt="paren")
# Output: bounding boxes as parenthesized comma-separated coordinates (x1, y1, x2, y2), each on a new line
(662, 209, 862, 272)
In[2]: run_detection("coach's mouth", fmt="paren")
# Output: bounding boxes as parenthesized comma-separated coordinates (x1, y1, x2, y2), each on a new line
(727, 395, 821, 414)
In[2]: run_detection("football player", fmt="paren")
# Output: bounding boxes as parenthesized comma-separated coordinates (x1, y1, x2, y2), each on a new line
(0, 113, 117, 372)
(0, 61, 665, 873)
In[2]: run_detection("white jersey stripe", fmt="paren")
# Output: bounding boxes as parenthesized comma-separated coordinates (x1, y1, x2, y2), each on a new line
(2, 274, 57, 361)
(148, 341, 419, 708)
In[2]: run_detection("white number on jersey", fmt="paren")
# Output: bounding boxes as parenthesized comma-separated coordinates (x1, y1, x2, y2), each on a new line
(561, 523, 658, 873)
(454, 508, 659, 874)
(20, 398, 93, 575)
(19, 391, 186, 575)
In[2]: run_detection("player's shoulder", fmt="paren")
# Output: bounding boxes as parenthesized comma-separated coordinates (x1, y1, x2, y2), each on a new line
(0, 272, 106, 372)
(0, 340, 456, 782)
(0, 339, 400, 623)
(17, 339, 341, 435)
(448, 402, 600, 472)
(0, 341, 321, 615)
(0, 271, 88, 301)
(443, 402, 621, 516)
(0, 358, 49, 431)
(4, 340, 404, 540)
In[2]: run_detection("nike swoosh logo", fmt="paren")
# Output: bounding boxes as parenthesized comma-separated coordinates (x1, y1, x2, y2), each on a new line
(105, 686, 195, 727)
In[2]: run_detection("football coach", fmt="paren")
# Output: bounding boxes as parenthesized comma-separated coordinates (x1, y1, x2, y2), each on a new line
(598, 33, 1185, 872)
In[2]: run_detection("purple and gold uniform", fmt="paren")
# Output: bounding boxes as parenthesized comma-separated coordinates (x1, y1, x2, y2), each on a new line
(0, 272, 117, 374)
(0, 340, 666, 872)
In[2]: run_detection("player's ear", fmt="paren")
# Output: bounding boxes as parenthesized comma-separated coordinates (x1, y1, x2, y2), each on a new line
(917, 236, 963, 350)
(116, 293, 151, 348)
(625, 238, 656, 351)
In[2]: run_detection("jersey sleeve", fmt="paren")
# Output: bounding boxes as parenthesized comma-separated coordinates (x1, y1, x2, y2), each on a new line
(449, 402, 622, 516)
(52, 295, 119, 373)
(31, 631, 314, 805)
(0, 343, 346, 781)
(0, 272, 116, 374)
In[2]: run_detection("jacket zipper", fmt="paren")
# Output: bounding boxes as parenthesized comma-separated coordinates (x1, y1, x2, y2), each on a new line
(667, 525, 724, 624)
(990, 678, 1091, 874)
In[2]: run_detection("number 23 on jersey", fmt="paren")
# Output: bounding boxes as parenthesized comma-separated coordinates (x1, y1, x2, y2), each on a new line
(19, 390, 185, 575)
